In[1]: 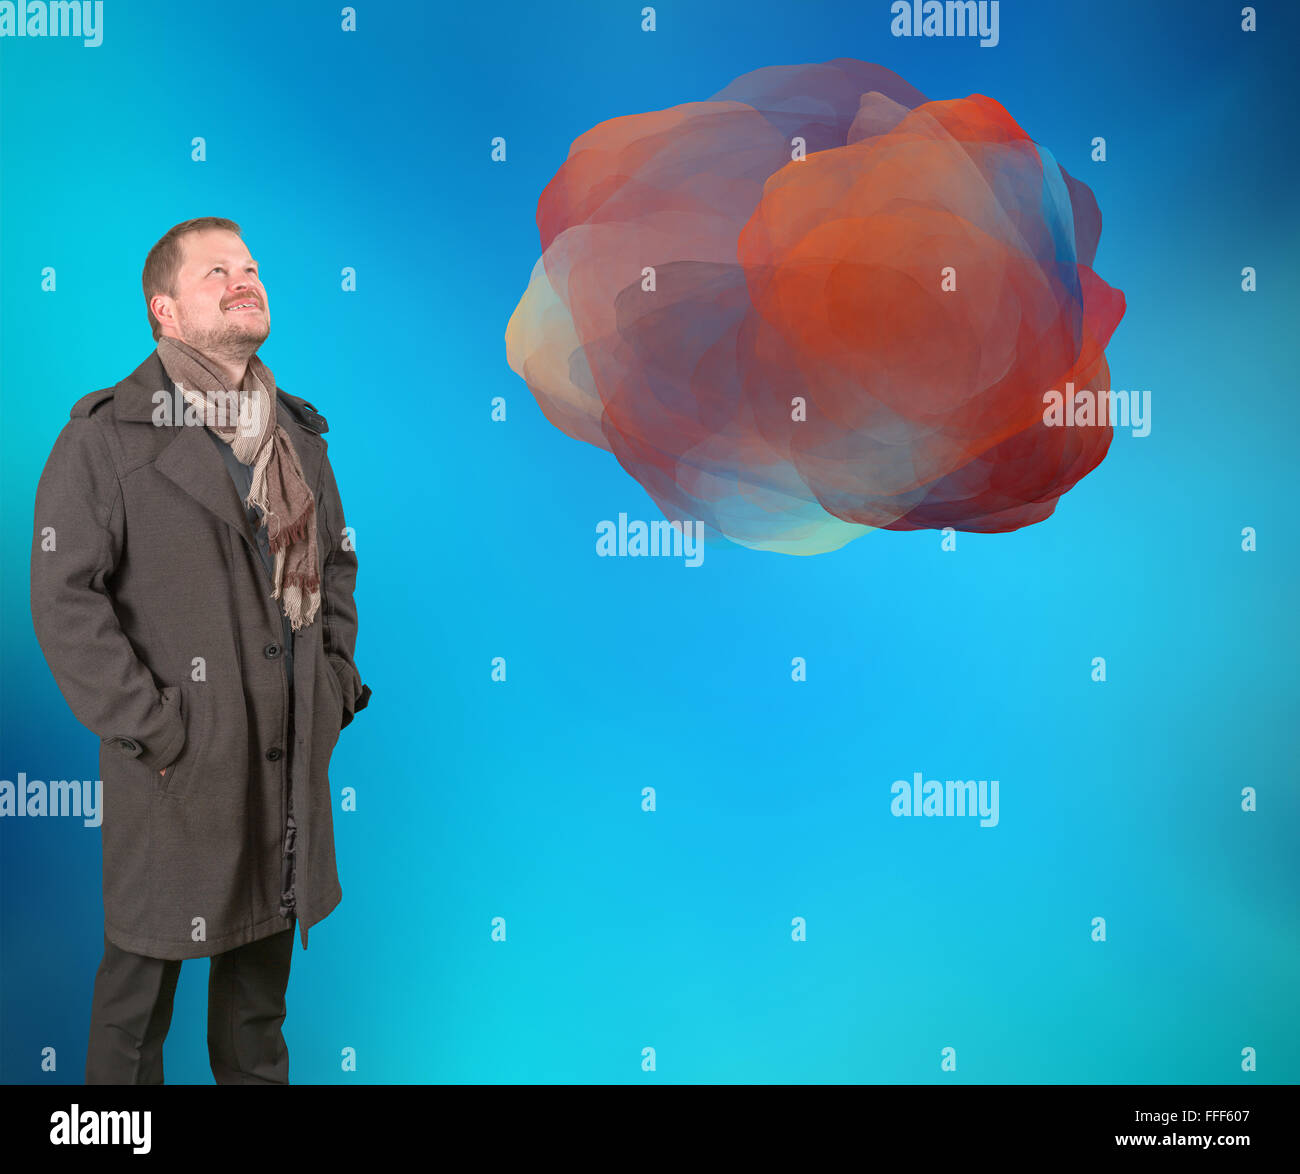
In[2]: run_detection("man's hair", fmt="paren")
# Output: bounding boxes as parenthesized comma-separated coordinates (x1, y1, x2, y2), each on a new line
(142, 217, 242, 341)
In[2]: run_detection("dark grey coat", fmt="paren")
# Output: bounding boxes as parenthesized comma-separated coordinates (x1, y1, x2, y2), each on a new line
(30, 349, 370, 960)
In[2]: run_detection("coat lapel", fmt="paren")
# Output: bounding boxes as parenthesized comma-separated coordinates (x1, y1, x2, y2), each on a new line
(155, 421, 256, 540)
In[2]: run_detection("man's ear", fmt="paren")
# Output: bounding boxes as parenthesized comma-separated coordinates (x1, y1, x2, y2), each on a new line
(151, 293, 175, 333)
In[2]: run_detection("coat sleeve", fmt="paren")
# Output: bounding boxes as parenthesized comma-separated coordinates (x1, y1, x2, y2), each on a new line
(318, 446, 371, 729)
(29, 415, 187, 773)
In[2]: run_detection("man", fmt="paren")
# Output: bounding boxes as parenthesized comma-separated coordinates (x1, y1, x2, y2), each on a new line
(29, 216, 371, 1084)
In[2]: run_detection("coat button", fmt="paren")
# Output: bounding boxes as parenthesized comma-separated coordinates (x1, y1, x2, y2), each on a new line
(115, 737, 141, 757)
(266, 747, 283, 761)
(264, 643, 281, 659)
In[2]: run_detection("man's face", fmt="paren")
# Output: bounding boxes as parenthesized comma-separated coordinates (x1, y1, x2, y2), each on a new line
(154, 229, 270, 355)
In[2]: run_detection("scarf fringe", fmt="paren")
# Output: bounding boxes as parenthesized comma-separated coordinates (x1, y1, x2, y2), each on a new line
(267, 504, 315, 553)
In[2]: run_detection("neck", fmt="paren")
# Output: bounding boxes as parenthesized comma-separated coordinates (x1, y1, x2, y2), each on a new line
(209, 356, 250, 388)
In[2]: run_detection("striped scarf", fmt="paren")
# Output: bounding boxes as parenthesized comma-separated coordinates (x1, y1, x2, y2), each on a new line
(156, 336, 320, 631)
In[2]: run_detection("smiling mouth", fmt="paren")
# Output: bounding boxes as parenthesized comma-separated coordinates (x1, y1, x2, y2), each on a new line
(225, 301, 262, 312)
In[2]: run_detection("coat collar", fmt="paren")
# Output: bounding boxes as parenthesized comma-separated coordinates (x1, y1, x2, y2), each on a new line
(112, 349, 327, 545)
(113, 349, 328, 432)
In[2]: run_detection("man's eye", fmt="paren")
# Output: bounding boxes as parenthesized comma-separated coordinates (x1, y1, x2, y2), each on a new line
(210, 267, 224, 274)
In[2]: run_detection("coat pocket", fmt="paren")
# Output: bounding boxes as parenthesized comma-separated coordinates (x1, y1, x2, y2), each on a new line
(322, 654, 347, 728)
(157, 683, 204, 802)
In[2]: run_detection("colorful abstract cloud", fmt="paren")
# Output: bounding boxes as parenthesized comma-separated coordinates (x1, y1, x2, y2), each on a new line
(505, 58, 1126, 554)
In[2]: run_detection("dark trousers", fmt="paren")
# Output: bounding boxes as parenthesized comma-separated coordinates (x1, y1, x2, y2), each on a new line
(85, 925, 295, 1084)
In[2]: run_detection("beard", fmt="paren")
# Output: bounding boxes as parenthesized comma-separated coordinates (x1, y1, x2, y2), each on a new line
(176, 302, 270, 359)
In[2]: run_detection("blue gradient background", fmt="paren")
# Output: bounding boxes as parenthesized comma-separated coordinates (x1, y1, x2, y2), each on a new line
(2, 0, 1297, 1083)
